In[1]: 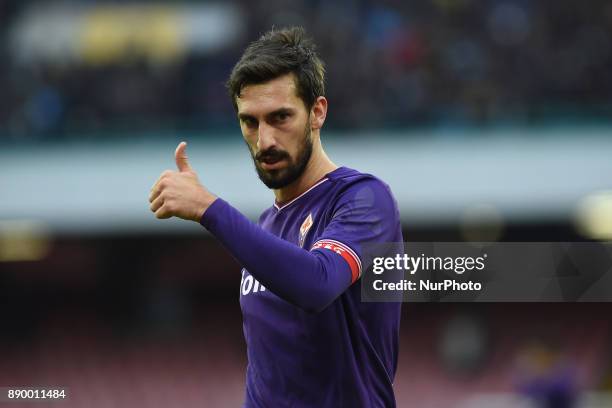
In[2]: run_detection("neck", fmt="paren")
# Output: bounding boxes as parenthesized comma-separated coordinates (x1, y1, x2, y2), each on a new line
(274, 141, 337, 205)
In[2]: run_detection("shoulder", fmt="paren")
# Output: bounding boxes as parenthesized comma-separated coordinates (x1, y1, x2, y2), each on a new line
(315, 167, 403, 257)
(326, 167, 398, 213)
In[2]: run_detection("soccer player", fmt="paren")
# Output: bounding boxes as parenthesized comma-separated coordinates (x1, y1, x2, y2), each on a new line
(149, 27, 403, 407)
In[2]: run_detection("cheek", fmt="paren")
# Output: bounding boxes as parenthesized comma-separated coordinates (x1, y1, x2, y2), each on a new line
(286, 129, 306, 158)
(243, 133, 258, 153)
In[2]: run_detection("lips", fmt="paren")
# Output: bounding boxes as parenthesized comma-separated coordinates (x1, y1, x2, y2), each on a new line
(260, 158, 286, 170)
(257, 149, 289, 170)
(260, 156, 281, 164)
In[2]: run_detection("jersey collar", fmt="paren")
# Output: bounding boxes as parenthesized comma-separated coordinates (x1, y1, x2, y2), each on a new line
(273, 177, 329, 211)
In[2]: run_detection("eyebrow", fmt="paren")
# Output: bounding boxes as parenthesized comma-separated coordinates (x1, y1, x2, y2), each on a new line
(237, 112, 255, 122)
(238, 107, 295, 122)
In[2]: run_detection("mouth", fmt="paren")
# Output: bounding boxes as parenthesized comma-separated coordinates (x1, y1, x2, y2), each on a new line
(259, 158, 287, 170)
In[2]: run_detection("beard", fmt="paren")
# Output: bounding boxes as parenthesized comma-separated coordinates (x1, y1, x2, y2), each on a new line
(249, 123, 313, 190)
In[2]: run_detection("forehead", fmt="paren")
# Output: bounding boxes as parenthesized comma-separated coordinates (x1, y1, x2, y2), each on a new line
(236, 74, 304, 115)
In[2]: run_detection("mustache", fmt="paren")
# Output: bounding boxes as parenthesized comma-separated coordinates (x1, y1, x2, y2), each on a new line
(256, 148, 290, 162)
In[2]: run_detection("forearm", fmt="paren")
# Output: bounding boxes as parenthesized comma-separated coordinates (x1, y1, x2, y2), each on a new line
(200, 199, 352, 312)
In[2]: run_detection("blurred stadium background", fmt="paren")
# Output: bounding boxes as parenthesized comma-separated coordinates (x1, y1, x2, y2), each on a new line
(1, 0, 612, 407)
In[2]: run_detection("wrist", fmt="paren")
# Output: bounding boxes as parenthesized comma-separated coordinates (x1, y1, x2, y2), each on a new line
(195, 194, 218, 222)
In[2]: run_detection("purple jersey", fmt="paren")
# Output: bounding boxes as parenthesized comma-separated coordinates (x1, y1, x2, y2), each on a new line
(238, 167, 403, 407)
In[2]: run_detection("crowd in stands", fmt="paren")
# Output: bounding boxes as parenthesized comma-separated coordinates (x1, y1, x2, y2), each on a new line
(1, 0, 611, 140)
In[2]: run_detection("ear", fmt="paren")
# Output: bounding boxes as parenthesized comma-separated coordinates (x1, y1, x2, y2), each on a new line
(310, 96, 328, 130)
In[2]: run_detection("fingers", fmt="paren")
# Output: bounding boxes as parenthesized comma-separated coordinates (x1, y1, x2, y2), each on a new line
(149, 172, 175, 219)
(155, 205, 172, 219)
(150, 195, 172, 219)
(149, 184, 163, 203)
(149, 170, 173, 202)
(175, 141, 193, 173)
(149, 193, 164, 213)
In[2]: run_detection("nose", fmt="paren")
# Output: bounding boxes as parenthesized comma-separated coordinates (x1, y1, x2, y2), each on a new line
(256, 122, 277, 152)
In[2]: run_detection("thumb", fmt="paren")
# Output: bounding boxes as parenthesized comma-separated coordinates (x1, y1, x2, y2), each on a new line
(175, 141, 193, 172)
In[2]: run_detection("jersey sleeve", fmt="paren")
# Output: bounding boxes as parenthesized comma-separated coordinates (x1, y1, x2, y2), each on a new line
(310, 178, 401, 284)
(200, 199, 356, 313)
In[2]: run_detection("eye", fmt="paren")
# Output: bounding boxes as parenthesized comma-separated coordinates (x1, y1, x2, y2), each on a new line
(242, 117, 257, 128)
(275, 112, 290, 122)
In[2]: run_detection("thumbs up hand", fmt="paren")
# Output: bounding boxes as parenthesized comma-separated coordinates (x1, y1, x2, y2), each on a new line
(174, 141, 193, 173)
(149, 142, 217, 221)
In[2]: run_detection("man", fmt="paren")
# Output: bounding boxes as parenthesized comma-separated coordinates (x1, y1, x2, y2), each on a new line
(149, 27, 403, 407)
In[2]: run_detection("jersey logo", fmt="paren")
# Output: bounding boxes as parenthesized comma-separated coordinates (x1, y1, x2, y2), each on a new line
(299, 212, 314, 248)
